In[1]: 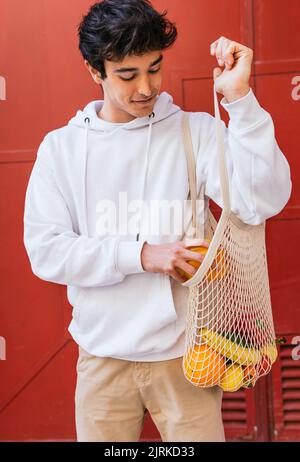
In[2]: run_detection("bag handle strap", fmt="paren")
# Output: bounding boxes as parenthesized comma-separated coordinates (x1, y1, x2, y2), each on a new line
(213, 83, 231, 212)
(182, 83, 232, 239)
(182, 112, 200, 238)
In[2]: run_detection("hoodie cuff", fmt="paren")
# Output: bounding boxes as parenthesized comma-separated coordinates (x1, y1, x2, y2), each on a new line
(116, 239, 147, 275)
(220, 88, 269, 132)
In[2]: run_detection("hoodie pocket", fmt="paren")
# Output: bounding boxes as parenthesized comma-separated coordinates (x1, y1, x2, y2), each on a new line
(69, 273, 178, 356)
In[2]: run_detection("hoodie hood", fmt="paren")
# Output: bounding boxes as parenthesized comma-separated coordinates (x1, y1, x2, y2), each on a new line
(67, 91, 182, 241)
(68, 91, 181, 132)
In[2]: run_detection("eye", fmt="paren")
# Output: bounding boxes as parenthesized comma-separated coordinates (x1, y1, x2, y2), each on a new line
(149, 68, 160, 74)
(120, 75, 135, 81)
(120, 68, 161, 82)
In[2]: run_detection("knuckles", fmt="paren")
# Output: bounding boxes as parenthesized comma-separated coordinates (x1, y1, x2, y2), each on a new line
(169, 256, 177, 266)
(212, 36, 253, 56)
(173, 245, 183, 256)
(165, 265, 174, 275)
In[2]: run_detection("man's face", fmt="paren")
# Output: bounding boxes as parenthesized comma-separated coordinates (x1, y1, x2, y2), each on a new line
(85, 50, 163, 123)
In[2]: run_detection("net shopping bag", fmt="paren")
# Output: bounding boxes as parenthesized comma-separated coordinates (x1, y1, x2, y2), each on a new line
(180, 84, 281, 392)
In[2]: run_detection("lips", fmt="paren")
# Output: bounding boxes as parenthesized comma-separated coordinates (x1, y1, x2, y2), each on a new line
(133, 95, 155, 103)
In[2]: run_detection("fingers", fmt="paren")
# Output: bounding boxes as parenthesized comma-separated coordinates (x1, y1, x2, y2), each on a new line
(170, 269, 189, 284)
(167, 239, 212, 283)
(178, 261, 199, 276)
(210, 39, 219, 56)
(183, 248, 206, 262)
(171, 261, 199, 283)
(183, 238, 211, 248)
(213, 67, 223, 81)
(217, 39, 234, 69)
(224, 43, 235, 68)
(210, 36, 238, 70)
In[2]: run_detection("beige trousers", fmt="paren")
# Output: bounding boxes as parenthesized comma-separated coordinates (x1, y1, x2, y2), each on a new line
(75, 345, 226, 442)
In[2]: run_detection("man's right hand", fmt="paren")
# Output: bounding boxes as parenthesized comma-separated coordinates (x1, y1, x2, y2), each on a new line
(140, 239, 210, 283)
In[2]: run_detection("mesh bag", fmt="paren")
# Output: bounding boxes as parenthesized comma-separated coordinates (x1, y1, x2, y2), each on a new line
(180, 84, 281, 392)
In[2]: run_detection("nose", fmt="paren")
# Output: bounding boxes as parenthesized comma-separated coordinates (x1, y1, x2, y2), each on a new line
(137, 75, 152, 98)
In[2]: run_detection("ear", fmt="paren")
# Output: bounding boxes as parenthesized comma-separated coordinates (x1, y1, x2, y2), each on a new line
(84, 60, 102, 84)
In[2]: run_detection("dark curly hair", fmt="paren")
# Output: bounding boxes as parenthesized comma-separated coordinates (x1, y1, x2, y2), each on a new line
(78, 0, 177, 79)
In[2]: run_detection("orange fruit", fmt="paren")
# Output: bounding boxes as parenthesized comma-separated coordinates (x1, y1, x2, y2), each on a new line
(243, 364, 257, 388)
(257, 354, 272, 375)
(177, 245, 208, 280)
(183, 343, 226, 386)
(205, 246, 227, 282)
(178, 241, 227, 282)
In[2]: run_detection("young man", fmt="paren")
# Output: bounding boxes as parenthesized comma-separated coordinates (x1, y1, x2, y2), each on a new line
(23, 0, 292, 442)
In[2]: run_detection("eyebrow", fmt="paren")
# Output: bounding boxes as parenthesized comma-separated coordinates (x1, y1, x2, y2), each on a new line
(114, 54, 163, 73)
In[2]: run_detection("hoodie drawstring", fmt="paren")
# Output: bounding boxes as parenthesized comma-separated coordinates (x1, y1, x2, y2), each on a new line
(136, 111, 155, 241)
(83, 113, 155, 241)
(84, 117, 91, 236)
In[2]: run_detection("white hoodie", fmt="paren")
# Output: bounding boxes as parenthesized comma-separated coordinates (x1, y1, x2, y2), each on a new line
(23, 88, 292, 361)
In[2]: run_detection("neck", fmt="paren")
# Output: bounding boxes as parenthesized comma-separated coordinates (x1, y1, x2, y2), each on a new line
(98, 103, 136, 123)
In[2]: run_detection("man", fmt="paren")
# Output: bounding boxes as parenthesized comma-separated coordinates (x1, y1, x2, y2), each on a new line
(23, 0, 292, 442)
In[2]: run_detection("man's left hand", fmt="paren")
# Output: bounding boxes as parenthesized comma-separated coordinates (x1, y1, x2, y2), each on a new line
(210, 36, 253, 102)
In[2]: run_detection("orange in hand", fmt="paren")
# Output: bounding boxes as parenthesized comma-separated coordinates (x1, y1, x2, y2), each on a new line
(177, 244, 209, 280)
(178, 239, 227, 282)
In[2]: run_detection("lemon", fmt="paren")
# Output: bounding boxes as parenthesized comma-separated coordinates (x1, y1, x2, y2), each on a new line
(220, 364, 244, 392)
(261, 343, 278, 364)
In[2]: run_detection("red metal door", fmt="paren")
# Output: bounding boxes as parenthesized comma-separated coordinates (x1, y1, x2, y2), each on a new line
(0, 0, 298, 442)
(252, 0, 300, 441)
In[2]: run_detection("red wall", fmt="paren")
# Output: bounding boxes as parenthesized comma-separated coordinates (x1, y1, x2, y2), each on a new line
(0, 0, 299, 442)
